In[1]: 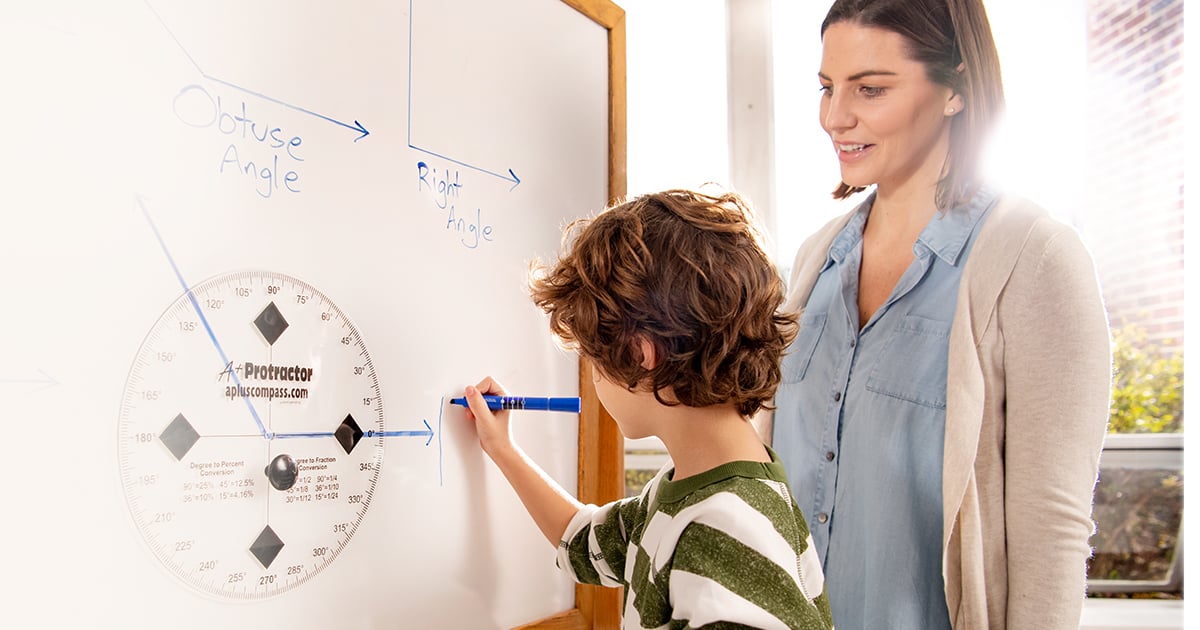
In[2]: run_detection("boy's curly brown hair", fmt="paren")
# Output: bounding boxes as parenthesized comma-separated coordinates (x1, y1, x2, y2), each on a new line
(529, 189, 798, 417)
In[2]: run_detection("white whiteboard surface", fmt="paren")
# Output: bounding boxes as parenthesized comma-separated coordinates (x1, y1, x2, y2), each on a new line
(0, 1, 610, 627)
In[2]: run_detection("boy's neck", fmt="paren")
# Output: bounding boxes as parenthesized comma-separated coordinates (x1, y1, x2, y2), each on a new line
(654, 403, 770, 480)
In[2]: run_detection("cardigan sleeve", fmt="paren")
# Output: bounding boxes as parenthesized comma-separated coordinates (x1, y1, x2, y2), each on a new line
(997, 222, 1112, 629)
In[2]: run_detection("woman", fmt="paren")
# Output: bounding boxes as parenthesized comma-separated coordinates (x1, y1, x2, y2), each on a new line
(770, 1, 1112, 629)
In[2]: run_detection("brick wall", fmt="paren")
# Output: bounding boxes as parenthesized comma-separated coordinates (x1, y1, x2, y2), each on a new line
(1085, 0, 1184, 350)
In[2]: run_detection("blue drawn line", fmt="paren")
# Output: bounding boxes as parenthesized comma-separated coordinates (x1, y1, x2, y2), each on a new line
(137, 195, 270, 439)
(438, 397, 444, 486)
(145, 0, 369, 142)
(407, 0, 521, 189)
(143, 0, 202, 74)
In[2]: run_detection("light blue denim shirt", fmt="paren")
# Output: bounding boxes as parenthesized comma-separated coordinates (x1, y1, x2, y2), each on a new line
(774, 188, 997, 630)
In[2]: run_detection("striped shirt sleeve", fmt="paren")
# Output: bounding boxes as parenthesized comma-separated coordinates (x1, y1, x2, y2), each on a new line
(556, 495, 646, 588)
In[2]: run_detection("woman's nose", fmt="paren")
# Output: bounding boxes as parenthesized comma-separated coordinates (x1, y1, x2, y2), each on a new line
(822, 91, 855, 133)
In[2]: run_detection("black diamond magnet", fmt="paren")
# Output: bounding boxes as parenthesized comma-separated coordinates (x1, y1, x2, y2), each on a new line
(334, 414, 363, 454)
(253, 302, 289, 345)
(250, 525, 285, 569)
(160, 413, 200, 461)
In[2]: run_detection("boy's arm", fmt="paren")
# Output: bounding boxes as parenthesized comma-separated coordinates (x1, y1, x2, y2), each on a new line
(463, 380, 582, 546)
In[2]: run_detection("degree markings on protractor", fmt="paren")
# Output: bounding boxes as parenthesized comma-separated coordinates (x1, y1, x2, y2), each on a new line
(118, 270, 423, 599)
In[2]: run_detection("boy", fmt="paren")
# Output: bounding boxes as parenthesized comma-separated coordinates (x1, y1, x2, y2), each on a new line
(463, 189, 834, 629)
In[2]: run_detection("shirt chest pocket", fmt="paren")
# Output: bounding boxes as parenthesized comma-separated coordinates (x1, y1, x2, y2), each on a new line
(866, 315, 951, 409)
(782, 312, 826, 384)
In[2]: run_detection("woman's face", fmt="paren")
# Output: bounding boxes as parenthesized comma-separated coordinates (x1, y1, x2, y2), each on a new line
(818, 22, 961, 195)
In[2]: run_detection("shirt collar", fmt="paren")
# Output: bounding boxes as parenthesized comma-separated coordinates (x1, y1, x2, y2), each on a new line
(916, 186, 998, 266)
(825, 195, 874, 268)
(823, 187, 998, 269)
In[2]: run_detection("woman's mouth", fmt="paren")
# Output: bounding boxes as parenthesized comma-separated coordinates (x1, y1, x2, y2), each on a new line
(836, 142, 874, 163)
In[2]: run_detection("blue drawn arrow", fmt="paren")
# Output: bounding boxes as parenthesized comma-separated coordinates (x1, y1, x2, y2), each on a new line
(0, 368, 60, 391)
(274, 419, 435, 446)
(205, 75, 370, 142)
(371, 419, 436, 446)
(407, 0, 521, 189)
(145, 1, 369, 142)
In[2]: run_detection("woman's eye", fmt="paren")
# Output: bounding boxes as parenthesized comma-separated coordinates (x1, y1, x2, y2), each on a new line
(818, 85, 832, 96)
(860, 86, 885, 98)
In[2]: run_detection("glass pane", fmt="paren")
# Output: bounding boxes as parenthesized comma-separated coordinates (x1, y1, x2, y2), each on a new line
(624, 437, 669, 497)
(1088, 454, 1183, 585)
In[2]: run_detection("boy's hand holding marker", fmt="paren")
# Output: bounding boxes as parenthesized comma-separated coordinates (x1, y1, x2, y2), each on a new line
(454, 378, 581, 457)
(459, 378, 514, 458)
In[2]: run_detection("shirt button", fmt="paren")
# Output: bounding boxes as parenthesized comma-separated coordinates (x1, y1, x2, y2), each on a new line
(825, 451, 835, 461)
(817, 513, 829, 524)
(850, 338, 857, 348)
(833, 391, 841, 402)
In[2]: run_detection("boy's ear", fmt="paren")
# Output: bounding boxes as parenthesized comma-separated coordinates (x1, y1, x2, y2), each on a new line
(636, 336, 658, 370)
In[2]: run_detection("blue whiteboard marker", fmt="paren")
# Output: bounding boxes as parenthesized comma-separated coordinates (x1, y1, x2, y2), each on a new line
(449, 395, 581, 413)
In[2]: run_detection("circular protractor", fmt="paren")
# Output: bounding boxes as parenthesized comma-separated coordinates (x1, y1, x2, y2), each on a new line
(118, 270, 384, 599)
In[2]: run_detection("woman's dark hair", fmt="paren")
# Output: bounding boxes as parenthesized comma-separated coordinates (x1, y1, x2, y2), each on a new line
(823, 0, 1005, 209)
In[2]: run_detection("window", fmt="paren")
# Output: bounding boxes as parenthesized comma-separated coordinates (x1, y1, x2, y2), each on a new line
(1088, 433, 1183, 594)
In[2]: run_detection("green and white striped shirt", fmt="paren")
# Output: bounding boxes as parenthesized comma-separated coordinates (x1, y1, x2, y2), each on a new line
(556, 450, 834, 629)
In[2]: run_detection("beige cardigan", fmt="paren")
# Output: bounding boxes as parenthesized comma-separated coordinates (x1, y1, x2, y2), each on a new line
(776, 194, 1112, 630)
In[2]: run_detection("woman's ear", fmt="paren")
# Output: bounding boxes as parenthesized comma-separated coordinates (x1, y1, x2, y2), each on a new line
(945, 92, 965, 116)
(946, 63, 966, 117)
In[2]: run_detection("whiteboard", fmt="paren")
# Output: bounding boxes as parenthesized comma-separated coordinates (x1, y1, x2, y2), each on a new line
(0, 0, 621, 627)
